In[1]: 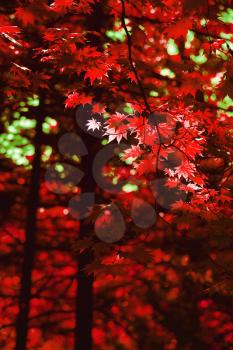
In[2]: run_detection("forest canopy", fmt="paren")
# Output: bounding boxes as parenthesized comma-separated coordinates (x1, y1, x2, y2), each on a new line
(0, 1, 232, 350)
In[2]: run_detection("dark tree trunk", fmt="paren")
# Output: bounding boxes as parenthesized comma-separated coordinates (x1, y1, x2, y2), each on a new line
(15, 107, 43, 350)
(75, 225, 94, 350)
(74, 134, 96, 349)
(74, 3, 107, 350)
(74, 125, 98, 350)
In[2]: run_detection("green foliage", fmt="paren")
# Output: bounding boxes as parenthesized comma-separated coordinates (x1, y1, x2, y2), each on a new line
(218, 8, 233, 23)
(167, 38, 179, 55)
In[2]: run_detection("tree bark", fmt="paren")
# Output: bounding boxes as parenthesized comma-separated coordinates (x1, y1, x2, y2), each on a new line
(75, 226, 94, 350)
(15, 106, 43, 350)
(74, 124, 98, 350)
(74, 3, 107, 349)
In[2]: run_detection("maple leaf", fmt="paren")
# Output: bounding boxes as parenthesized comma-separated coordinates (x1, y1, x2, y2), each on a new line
(166, 18, 193, 39)
(15, 8, 35, 25)
(156, 146, 171, 160)
(143, 127, 158, 146)
(181, 183, 202, 193)
(193, 176, 205, 186)
(84, 65, 110, 85)
(65, 92, 92, 108)
(122, 145, 142, 161)
(105, 113, 128, 143)
(165, 178, 179, 188)
(135, 157, 156, 175)
(174, 161, 196, 180)
(164, 168, 175, 177)
(77, 46, 102, 60)
(179, 76, 202, 97)
(170, 200, 186, 211)
(219, 189, 233, 203)
(181, 139, 204, 160)
(50, 0, 74, 11)
(43, 28, 68, 41)
(105, 127, 127, 143)
(127, 116, 144, 134)
(92, 103, 106, 114)
(86, 118, 102, 131)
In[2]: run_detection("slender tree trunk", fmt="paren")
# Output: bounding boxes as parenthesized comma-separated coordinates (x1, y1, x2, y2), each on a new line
(74, 128, 97, 350)
(75, 225, 94, 350)
(15, 108, 43, 350)
(74, 3, 107, 349)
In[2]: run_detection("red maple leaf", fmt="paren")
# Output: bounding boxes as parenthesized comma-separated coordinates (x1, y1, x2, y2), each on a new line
(122, 146, 142, 161)
(15, 8, 35, 25)
(174, 161, 196, 180)
(135, 156, 156, 175)
(84, 65, 109, 85)
(65, 92, 92, 108)
(92, 103, 106, 114)
(166, 18, 193, 39)
(50, 0, 74, 11)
